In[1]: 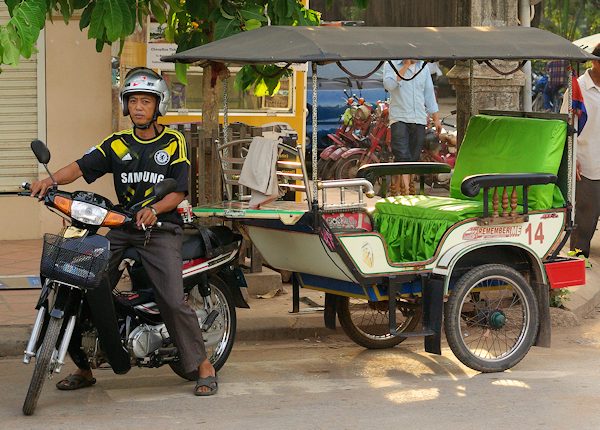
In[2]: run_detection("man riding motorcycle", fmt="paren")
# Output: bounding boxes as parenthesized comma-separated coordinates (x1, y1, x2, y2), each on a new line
(30, 67, 218, 396)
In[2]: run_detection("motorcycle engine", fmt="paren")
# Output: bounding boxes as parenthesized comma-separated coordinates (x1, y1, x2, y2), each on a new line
(128, 323, 169, 358)
(81, 328, 105, 369)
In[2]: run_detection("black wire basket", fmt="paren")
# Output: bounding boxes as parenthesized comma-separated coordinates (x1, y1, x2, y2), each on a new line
(40, 233, 110, 289)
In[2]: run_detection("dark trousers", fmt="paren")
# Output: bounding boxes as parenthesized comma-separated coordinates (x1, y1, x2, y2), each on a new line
(390, 121, 426, 162)
(571, 176, 600, 258)
(69, 225, 207, 375)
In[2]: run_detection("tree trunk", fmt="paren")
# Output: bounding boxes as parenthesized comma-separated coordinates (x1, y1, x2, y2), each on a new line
(201, 65, 223, 204)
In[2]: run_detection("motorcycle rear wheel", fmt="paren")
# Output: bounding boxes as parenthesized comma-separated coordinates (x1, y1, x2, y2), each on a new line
(169, 275, 236, 380)
(22, 316, 62, 416)
(334, 154, 364, 179)
(317, 158, 336, 180)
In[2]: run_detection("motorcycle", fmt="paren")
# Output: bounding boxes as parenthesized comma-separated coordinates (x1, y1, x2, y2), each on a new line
(317, 92, 375, 180)
(333, 99, 393, 181)
(420, 112, 458, 190)
(20, 140, 248, 415)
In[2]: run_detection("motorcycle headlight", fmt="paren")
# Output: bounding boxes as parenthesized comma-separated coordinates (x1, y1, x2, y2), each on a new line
(71, 201, 108, 225)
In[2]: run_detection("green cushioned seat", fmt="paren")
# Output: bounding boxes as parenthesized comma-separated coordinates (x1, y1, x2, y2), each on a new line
(450, 115, 567, 210)
(374, 195, 483, 262)
(373, 114, 567, 263)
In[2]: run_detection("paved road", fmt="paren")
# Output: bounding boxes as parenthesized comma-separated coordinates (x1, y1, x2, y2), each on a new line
(2, 311, 600, 429)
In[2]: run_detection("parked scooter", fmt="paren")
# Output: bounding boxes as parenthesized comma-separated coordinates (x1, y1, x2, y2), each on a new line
(317, 91, 375, 179)
(333, 99, 393, 180)
(20, 140, 248, 415)
(420, 112, 457, 189)
(531, 71, 548, 112)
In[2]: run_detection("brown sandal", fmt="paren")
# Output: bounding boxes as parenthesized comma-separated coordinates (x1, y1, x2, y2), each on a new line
(194, 375, 218, 396)
(56, 374, 96, 391)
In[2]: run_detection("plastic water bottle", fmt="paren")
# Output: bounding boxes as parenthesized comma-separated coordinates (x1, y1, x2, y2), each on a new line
(177, 199, 193, 224)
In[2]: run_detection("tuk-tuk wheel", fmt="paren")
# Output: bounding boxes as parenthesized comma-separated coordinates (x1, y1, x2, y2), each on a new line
(444, 264, 539, 373)
(337, 296, 421, 349)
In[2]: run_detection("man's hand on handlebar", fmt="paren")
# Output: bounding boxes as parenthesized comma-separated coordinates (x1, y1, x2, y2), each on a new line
(29, 178, 54, 199)
(136, 206, 157, 230)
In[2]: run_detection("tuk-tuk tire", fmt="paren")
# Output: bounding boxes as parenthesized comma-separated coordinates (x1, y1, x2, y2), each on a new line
(444, 264, 539, 373)
(337, 296, 422, 349)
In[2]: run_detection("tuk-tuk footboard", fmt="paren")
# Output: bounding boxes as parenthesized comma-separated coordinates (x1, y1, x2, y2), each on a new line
(388, 276, 444, 355)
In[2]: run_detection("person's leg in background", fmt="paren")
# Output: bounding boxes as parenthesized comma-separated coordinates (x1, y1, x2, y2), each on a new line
(390, 121, 412, 194)
(571, 176, 600, 259)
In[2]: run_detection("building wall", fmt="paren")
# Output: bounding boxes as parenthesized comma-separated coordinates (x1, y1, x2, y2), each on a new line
(0, 19, 115, 240)
(310, 0, 466, 26)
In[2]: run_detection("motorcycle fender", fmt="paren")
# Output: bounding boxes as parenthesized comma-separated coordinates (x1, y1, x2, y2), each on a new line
(329, 147, 348, 161)
(216, 266, 250, 309)
(320, 144, 338, 159)
(48, 284, 75, 319)
(35, 279, 52, 310)
(340, 148, 379, 164)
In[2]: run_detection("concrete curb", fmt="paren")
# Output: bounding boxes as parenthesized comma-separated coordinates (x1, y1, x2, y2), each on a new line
(0, 313, 333, 359)
(564, 266, 600, 321)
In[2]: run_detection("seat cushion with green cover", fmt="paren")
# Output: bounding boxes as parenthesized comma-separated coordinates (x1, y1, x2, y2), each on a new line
(450, 114, 567, 210)
(373, 195, 483, 263)
(373, 114, 567, 263)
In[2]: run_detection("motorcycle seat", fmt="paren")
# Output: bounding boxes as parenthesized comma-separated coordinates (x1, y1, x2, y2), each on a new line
(119, 226, 241, 262)
(182, 226, 242, 260)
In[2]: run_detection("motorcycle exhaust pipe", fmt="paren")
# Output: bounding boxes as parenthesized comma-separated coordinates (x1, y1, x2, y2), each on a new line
(54, 315, 77, 373)
(23, 306, 46, 364)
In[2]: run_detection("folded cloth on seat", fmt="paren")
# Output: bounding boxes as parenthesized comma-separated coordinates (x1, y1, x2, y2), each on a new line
(239, 136, 280, 209)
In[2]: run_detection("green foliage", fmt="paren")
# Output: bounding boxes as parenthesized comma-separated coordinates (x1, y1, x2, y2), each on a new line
(163, 0, 320, 94)
(0, 0, 45, 63)
(539, 0, 600, 40)
(234, 64, 291, 96)
(550, 288, 571, 308)
(0, 0, 327, 94)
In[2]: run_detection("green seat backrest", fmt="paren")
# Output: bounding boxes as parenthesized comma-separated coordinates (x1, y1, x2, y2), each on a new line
(449, 115, 567, 210)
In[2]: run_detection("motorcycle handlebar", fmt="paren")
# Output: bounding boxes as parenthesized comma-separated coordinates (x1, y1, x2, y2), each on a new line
(17, 182, 41, 197)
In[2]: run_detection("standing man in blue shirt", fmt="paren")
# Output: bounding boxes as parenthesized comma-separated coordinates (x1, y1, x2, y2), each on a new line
(383, 60, 442, 193)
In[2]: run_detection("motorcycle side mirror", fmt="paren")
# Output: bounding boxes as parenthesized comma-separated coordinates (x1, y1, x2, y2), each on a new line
(31, 140, 51, 164)
(31, 140, 58, 186)
(154, 178, 177, 200)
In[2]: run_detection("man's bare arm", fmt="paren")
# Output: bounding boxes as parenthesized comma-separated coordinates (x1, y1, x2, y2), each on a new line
(30, 162, 84, 198)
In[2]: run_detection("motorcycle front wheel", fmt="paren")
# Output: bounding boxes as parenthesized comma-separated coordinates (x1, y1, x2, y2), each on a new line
(169, 275, 236, 380)
(22, 316, 62, 416)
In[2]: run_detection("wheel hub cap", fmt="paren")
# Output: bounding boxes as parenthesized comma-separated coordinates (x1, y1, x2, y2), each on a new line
(489, 310, 506, 329)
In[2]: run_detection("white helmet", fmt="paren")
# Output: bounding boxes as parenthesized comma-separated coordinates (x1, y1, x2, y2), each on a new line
(120, 67, 170, 118)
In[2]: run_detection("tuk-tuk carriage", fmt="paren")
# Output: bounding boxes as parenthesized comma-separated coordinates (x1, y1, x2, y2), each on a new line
(164, 26, 597, 372)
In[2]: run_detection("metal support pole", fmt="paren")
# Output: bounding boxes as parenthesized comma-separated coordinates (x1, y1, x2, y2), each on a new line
(468, 60, 474, 119)
(311, 62, 319, 208)
(519, 0, 532, 111)
(567, 68, 575, 204)
(291, 272, 300, 313)
(387, 279, 398, 336)
(222, 76, 232, 200)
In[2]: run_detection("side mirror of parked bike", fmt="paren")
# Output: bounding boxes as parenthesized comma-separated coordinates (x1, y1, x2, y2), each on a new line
(154, 178, 177, 200)
(31, 140, 51, 164)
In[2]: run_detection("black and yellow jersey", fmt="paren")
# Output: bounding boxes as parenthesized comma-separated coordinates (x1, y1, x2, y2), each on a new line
(76, 127, 190, 225)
